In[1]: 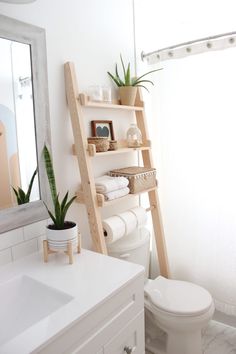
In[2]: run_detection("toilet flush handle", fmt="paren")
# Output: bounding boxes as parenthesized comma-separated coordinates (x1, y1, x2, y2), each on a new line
(124, 346, 135, 353)
(119, 253, 131, 259)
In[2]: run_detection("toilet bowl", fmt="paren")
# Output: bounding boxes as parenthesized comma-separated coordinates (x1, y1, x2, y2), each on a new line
(106, 227, 214, 354)
(144, 276, 215, 354)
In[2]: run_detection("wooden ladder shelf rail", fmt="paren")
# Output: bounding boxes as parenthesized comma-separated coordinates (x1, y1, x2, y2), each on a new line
(64, 61, 170, 277)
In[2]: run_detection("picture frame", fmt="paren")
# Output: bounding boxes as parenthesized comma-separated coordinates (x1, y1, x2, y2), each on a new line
(91, 120, 115, 140)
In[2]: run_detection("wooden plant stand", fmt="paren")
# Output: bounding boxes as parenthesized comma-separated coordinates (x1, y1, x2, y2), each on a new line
(43, 233, 81, 264)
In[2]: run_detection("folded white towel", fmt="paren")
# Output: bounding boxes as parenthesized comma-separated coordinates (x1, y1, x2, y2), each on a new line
(104, 187, 130, 201)
(118, 210, 138, 235)
(130, 207, 147, 227)
(95, 175, 129, 193)
(102, 215, 126, 243)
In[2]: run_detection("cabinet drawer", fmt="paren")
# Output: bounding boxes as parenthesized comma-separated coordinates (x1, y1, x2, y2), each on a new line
(104, 310, 144, 354)
(37, 275, 144, 354)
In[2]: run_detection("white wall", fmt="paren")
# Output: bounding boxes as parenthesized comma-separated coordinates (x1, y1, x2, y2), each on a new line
(0, 0, 138, 251)
(134, 0, 236, 314)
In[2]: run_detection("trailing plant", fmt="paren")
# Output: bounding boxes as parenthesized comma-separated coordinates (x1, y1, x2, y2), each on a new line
(43, 145, 76, 230)
(12, 168, 37, 205)
(107, 54, 162, 91)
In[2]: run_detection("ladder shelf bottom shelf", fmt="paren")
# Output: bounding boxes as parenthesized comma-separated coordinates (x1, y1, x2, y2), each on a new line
(76, 186, 157, 208)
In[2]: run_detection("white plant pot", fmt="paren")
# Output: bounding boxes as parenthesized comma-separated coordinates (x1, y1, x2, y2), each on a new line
(46, 222, 78, 242)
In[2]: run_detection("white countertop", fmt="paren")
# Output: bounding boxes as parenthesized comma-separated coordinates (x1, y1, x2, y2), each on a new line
(0, 249, 144, 354)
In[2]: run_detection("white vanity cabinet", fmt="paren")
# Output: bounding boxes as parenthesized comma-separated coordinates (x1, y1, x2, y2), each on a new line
(38, 274, 144, 354)
(0, 250, 145, 354)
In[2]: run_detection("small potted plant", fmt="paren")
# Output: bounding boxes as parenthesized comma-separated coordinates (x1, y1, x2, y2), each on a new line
(12, 168, 37, 205)
(107, 54, 162, 106)
(43, 145, 77, 244)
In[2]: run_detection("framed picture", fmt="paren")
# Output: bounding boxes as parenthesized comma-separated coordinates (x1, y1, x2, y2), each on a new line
(91, 120, 115, 140)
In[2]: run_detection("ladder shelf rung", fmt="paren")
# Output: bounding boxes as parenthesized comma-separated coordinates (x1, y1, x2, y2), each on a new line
(103, 186, 157, 207)
(94, 146, 151, 156)
(76, 186, 157, 208)
(72, 144, 151, 157)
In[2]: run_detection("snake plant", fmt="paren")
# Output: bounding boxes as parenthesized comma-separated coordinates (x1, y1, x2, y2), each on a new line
(43, 145, 76, 230)
(12, 168, 37, 205)
(107, 54, 162, 91)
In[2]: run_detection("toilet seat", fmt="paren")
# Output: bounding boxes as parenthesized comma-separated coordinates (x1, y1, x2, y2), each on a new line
(144, 276, 213, 316)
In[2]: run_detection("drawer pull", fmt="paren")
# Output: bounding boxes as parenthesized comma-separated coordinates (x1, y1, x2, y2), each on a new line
(124, 346, 135, 353)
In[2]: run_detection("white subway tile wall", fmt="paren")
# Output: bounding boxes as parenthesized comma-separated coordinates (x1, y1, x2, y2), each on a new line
(23, 220, 47, 241)
(0, 220, 47, 266)
(0, 248, 12, 267)
(12, 238, 38, 261)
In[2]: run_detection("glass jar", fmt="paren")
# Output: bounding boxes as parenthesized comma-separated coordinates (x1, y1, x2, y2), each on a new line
(126, 124, 142, 148)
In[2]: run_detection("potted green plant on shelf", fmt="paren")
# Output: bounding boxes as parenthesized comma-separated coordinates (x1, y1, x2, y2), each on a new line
(12, 168, 37, 205)
(43, 145, 77, 244)
(107, 54, 162, 106)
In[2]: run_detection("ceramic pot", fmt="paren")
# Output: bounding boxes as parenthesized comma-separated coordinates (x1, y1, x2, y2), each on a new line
(46, 221, 78, 242)
(119, 86, 137, 106)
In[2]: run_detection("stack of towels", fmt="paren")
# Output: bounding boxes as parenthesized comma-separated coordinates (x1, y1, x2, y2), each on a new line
(95, 175, 129, 201)
(102, 206, 147, 244)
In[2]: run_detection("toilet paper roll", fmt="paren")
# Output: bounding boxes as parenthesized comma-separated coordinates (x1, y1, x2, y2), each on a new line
(130, 206, 147, 226)
(118, 211, 138, 236)
(102, 215, 126, 244)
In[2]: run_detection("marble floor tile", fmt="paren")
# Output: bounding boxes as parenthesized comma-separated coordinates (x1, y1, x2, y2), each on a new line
(202, 321, 236, 354)
(146, 320, 236, 354)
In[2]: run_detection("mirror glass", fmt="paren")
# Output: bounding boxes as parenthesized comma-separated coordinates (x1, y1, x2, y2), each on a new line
(0, 15, 51, 233)
(0, 38, 39, 210)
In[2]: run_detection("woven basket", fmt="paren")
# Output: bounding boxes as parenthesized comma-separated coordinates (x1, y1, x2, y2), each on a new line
(109, 166, 157, 193)
(87, 137, 109, 152)
(109, 140, 118, 151)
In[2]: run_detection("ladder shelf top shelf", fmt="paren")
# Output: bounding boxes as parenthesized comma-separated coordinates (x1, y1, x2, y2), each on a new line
(79, 93, 144, 111)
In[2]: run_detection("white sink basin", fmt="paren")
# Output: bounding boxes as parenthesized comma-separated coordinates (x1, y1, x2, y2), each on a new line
(0, 275, 73, 345)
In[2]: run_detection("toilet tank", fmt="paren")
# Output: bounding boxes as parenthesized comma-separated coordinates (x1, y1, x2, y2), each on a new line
(107, 227, 150, 279)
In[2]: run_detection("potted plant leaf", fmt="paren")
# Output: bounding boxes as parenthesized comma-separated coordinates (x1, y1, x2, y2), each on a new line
(12, 168, 37, 205)
(43, 145, 77, 245)
(107, 54, 162, 106)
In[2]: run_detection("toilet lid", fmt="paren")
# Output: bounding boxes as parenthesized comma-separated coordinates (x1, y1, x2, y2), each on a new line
(144, 276, 213, 316)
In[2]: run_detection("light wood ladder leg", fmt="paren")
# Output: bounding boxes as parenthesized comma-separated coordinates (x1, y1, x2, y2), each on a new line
(43, 240, 48, 263)
(135, 88, 170, 278)
(77, 232, 81, 253)
(149, 189, 170, 278)
(64, 62, 107, 255)
(67, 241, 73, 264)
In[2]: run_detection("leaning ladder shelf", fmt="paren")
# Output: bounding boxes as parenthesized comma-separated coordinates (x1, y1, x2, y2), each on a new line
(64, 61, 170, 278)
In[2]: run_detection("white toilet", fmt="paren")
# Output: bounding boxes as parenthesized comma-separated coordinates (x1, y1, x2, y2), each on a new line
(107, 227, 215, 354)
(144, 276, 215, 354)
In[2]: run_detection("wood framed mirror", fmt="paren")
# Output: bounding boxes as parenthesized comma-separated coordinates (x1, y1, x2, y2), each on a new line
(0, 15, 51, 233)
